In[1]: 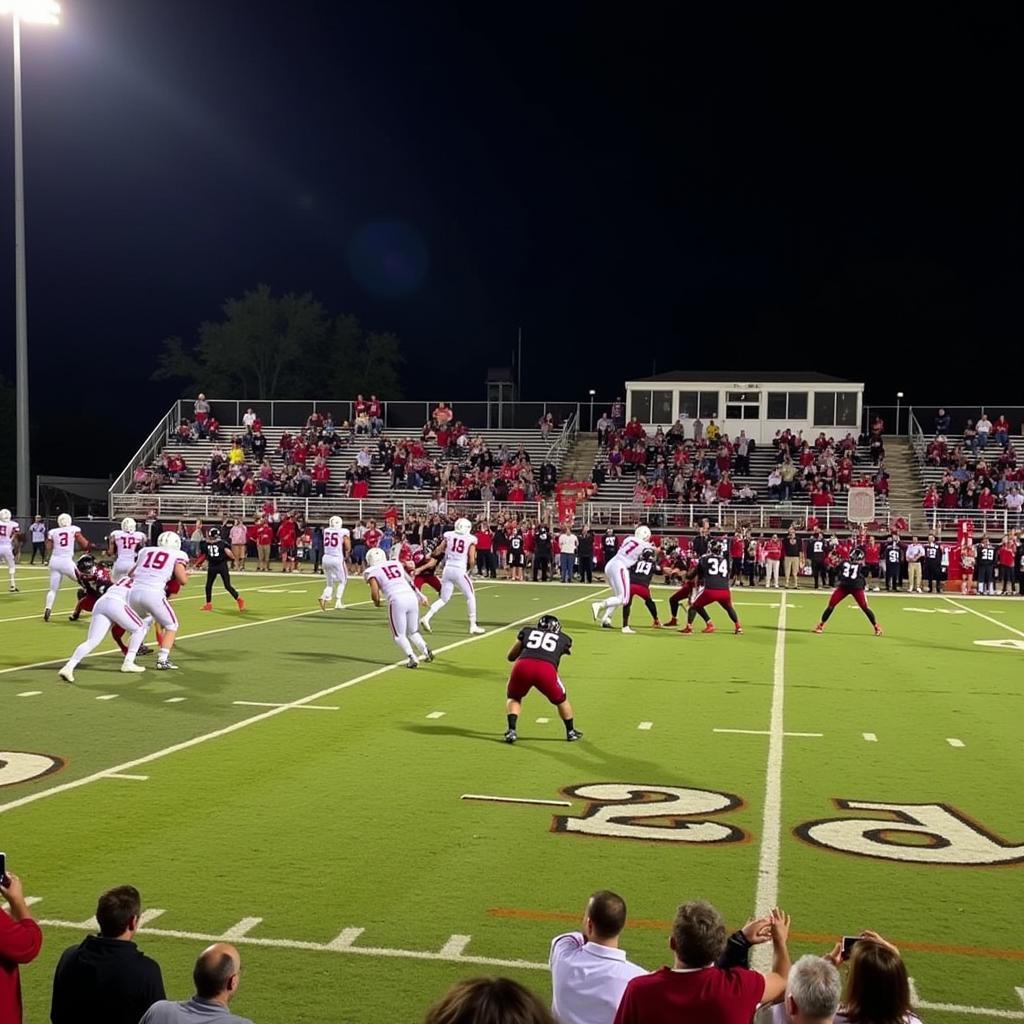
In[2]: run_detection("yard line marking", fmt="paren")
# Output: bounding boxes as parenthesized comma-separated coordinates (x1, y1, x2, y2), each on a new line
(714, 728, 821, 738)
(138, 909, 165, 926)
(1, 896, 43, 911)
(325, 927, 365, 951)
(35, 915, 549, 971)
(95, 694, 119, 701)
(164, 697, 187, 703)
(425, 711, 446, 719)
(907, 978, 1024, 1021)
(535, 717, 550, 724)
(17, 691, 41, 697)
(220, 917, 263, 940)
(104, 773, 149, 781)
(863, 732, 877, 742)
(751, 592, 787, 973)
(638, 721, 653, 730)
(947, 737, 965, 748)
(231, 701, 338, 711)
(461, 794, 572, 808)
(438, 934, 472, 957)
(0, 590, 599, 816)
(944, 597, 1024, 638)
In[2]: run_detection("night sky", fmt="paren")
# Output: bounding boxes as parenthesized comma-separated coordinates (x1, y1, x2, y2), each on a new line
(0, 2, 1020, 479)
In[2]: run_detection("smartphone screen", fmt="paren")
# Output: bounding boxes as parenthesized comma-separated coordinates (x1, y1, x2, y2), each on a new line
(842, 936, 860, 960)
(0, 852, 6, 886)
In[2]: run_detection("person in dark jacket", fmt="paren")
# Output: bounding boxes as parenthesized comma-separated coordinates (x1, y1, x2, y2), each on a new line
(577, 526, 595, 583)
(51, 885, 165, 1024)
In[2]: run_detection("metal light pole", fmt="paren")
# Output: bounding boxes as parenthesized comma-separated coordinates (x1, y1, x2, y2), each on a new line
(588, 389, 596, 432)
(3, 0, 59, 519)
(896, 391, 904, 437)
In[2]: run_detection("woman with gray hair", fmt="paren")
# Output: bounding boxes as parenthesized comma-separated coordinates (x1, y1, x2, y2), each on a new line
(759, 954, 841, 1023)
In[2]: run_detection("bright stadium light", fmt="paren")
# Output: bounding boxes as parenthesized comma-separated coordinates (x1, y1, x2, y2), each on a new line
(2, 0, 59, 521)
(0, 1, 60, 25)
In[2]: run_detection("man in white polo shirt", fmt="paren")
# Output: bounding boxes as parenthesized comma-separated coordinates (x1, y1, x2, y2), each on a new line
(550, 890, 647, 1024)
(905, 536, 925, 594)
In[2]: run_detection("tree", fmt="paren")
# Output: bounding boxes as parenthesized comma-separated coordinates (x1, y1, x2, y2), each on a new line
(153, 285, 404, 399)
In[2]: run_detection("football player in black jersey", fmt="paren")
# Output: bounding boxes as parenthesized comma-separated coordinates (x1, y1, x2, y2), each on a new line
(504, 614, 582, 744)
(200, 527, 245, 612)
(664, 548, 711, 628)
(814, 547, 882, 635)
(682, 539, 741, 635)
(508, 526, 526, 582)
(621, 548, 661, 633)
(923, 533, 943, 593)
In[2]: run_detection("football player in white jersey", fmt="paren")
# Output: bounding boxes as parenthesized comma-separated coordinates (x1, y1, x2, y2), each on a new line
(364, 548, 433, 668)
(591, 525, 652, 629)
(319, 515, 351, 611)
(421, 518, 485, 635)
(43, 513, 91, 621)
(57, 575, 150, 683)
(127, 531, 190, 670)
(107, 517, 148, 581)
(0, 509, 20, 592)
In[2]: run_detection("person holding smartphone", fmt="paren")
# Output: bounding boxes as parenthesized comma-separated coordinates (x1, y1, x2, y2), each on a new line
(0, 857, 44, 1024)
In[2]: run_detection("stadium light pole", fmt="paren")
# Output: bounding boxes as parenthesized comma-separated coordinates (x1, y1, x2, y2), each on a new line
(896, 391, 904, 437)
(588, 389, 596, 432)
(2, 0, 59, 520)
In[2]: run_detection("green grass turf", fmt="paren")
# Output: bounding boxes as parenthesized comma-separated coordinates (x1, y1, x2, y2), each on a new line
(2, 566, 1023, 1022)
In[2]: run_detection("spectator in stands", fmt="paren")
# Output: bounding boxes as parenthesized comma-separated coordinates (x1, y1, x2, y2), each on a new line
(596, 412, 613, 448)
(193, 393, 210, 435)
(312, 457, 331, 497)
(539, 412, 554, 439)
(613, 902, 790, 1023)
(0, 866, 43, 1024)
(368, 395, 384, 435)
(762, 954, 840, 1024)
(976, 412, 992, 450)
(425, 977, 555, 1024)
(962, 418, 977, 454)
(610, 397, 624, 428)
(51, 884, 165, 1024)
(934, 407, 951, 434)
(242, 407, 256, 429)
(826, 932, 921, 1024)
(992, 413, 1010, 447)
(140, 943, 252, 1024)
(433, 401, 453, 426)
(549, 890, 646, 1024)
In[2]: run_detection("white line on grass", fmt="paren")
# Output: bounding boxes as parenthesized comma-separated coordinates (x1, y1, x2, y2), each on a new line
(95, 694, 119, 701)
(425, 711, 446, 719)
(104, 773, 148, 781)
(947, 738, 965, 748)
(714, 728, 822, 738)
(231, 701, 338, 711)
(220, 917, 263, 940)
(438, 935, 472, 957)
(863, 732, 877, 742)
(16, 691, 41, 697)
(535, 717, 550, 724)
(638, 721, 653, 730)
(751, 592, 787, 972)
(0, 590, 600, 817)
(907, 978, 1024, 1021)
(943, 597, 1024, 638)
(461, 794, 572, 807)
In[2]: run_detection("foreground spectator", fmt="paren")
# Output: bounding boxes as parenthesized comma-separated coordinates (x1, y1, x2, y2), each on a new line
(0, 869, 43, 1024)
(613, 902, 790, 1022)
(829, 932, 921, 1024)
(140, 943, 252, 1024)
(51, 884, 165, 1024)
(425, 977, 555, 1024)
(549, 891, 646, 1024)
(760, 954, 840, 1023)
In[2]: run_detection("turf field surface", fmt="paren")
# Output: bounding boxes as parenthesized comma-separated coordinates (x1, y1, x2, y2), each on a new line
(2, 567, 1023, 1023)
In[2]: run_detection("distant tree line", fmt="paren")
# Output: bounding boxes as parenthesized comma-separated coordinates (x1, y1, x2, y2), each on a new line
(152, 283, 404, 399)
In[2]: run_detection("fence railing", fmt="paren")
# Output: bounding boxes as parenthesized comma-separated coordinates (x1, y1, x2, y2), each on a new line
(909, 410, 926, 462)
(543, 410, 578, 467)
(107, 400, 181, 511)
(583, 502, 893, 531)
(921, 508, 1021, 534)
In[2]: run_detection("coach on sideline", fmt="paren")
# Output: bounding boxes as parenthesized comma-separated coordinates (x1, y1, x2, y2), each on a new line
(549, 890, 646, 1024)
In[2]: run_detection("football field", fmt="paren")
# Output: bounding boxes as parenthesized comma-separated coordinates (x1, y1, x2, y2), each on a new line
(2, 567, 1023, 1023)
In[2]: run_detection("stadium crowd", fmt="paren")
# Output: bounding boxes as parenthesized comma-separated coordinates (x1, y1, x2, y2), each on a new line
(1, 875, 923, 1024)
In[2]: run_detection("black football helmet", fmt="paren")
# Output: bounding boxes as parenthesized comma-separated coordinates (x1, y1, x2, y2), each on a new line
(537, 615, 561, 633)
(642, 547, 656, 560)
(709, 538, 725, 556)
(208, 527, 220, 541)
(76, 554, 96, 577)
(850, 547, 865, 563)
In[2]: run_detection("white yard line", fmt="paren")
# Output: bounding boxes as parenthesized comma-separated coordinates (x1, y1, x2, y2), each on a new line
(947, 738, 965, 748)
(863, 732, 877, 742)
(232, 701, 338, 711)
(104, 773, 149, 781)
(751, 593, 787, 971)
(461, 794, 572, 807)
(943, 597, 1024, 638)
(0, 590, 599, 817)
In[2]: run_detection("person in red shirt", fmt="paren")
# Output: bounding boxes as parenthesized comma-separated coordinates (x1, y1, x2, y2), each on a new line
(863, 535, 881, 591)
(312, 458, 331, 497)
(363, 520, 382, 550)
(353, 393, 368, 418)
(998, 535, 1016, 594)
(614, 902, 790, 1024)
(276, 515, 298, 573)
(764, 533, 782, 588)
(255, 517, 274, 572)
(0, 868, 44, 1024)
(717, 475, 734, 504)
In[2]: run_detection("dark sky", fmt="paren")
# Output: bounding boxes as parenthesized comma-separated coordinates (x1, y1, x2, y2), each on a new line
(0, 2, 1020, 478)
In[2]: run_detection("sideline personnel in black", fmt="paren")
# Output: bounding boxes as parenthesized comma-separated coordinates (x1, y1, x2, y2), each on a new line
(51, 884, 165, 1024)
(200, 527, 245, 612)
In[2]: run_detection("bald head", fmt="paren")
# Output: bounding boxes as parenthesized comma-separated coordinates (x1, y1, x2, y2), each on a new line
(193, 943, 240, 1002)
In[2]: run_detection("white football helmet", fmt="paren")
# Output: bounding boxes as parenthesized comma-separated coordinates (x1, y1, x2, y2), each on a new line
(57, 513, 72, 528)
(0, 509, 10, 522)
(121, 517, 137, 533)
(157, 531, 181, 551)
(365, 547, 387, 567)
(634, 525, 652, 543)
(454, 517, 472, 536)
(328, 515, 343, 529)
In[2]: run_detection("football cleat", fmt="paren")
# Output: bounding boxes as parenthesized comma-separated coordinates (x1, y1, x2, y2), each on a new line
(666, 617, 678, 626)
(566, 729, 584, 742)
(8, 585, 17, 593)
(155, 660, 179, 670)
(335, 602, 345, 610)
(237, 598, 246, 611)
(201, 603, 213, 611)
(138, 645, 153, 656)
(874, 624, 884, 636)
(621, 626, 636, 634)
(651, 620, 661, 628)
(469, 625, 486, 635)
(405, 656, 418, 669)
(421, 617, 432, 633)
(423, 647, 434, 662)
(120, 662, 146, 674)
(43, 608, 51, 622)
(702, 623, 716, 634)
(679, 625, 693, 634)
(601, 620, 613, 629)
(68, 613, 79, 622)
(734, 625, 743, 635)
(591, 602, 602, 621)
(58, 666, 74, 684)
(813, 623, 824, 634)
(318, 598, 328, 612)
(504, 729, 518, 744)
